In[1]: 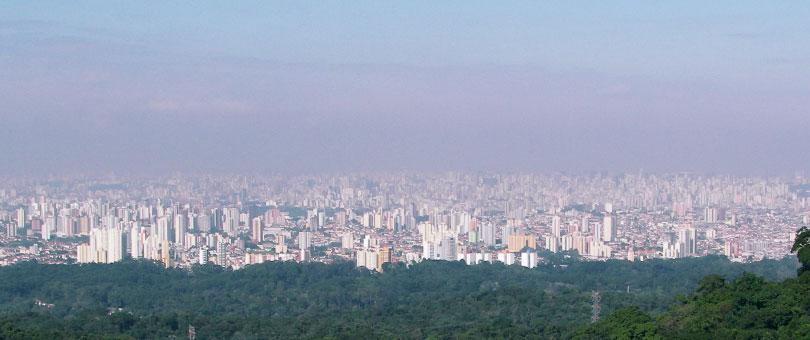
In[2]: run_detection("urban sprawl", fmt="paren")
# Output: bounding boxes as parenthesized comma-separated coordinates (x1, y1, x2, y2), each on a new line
(0, 172, 806, 271)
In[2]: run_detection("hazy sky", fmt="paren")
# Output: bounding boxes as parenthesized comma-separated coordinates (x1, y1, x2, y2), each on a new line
(2, 2, 809, 175)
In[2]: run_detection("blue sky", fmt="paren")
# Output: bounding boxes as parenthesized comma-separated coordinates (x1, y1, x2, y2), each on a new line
(1, 2, 809, 174)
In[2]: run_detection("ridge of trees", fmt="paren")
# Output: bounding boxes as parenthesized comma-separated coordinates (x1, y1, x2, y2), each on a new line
(576, 228, 810, 340)
(0, 252, 797, 339)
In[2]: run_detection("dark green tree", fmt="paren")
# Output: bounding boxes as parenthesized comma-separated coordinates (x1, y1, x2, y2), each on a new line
(792, 226, 810, 275)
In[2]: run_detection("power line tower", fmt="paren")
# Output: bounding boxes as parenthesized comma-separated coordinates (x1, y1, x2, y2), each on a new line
(591, 291, 601, 323)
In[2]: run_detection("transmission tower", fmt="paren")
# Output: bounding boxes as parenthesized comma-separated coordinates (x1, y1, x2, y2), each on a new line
(591, 291, 601, 323)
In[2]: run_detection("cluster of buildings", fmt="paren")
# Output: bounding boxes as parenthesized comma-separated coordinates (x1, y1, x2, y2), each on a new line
(0, 172, 807, 269)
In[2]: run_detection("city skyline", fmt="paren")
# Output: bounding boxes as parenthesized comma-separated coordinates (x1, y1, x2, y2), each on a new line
(1, 171, 806, 269)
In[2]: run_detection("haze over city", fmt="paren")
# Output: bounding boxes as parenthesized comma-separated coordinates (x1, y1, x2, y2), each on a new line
(2, 2, 809, 175)
(4, 3, 810, 339)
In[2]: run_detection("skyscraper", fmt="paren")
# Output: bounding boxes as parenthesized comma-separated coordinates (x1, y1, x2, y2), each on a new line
(107, 228, 123, 263)
(157, 216, 170, 242)
(174, 214, 186, 247)
(439, 237, 457, 261)
(298, 231, 312, 249)
(482, 224, 496, 246)
(41, 217, 51, 240)
(377, 247, 392, 271)
(197, 214, 211, 233)
(677, 227, 697, 256)
(217, 240, 228, 267)
(501, 225, 517, 243)
(132, 226, 144, 259)
(161, 240, 170, 268)
(602, 215, 615, 242)
(544, 235, 559, 253)
(15, 207, 25, 234)
(581, 215, 590, 233)
(251, 217, 263, 242)
(341, 233, 354, 249)
(86, 228, 123, 264)
(552, 215, 562, 238)
(199, 246, 208, 264)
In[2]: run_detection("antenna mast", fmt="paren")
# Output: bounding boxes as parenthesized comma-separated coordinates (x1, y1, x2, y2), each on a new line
(591, 291, 601, 323)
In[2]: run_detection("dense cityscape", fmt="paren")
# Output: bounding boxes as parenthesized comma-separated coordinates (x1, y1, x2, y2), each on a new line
(1, 172, 806, 270)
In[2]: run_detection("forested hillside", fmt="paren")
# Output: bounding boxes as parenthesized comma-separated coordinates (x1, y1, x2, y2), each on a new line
(0, 255, 796, 340)
(576, 228, 810, 340)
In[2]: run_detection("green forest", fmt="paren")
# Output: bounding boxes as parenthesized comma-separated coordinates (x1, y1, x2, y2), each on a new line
(0, 249, 801, 339)
(577, 227, 810, 340)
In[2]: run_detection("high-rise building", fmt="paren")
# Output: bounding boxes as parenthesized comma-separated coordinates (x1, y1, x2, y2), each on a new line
(78, 216, 90, 235)
(224, 208, 239, 236)
(581, 215, 590, 233)
(174, 214, 187, 247)
(439, 237, 457, 261)
(508, 234, 536, 253)
(77, 244, 92, 263)
(705, 207, 723, 223)
(521, 251, 538, 268)
(16, 207, 25, 232)
(199, 246, 208, 264)
(374, 213, 382, 230)
(482, 224, 496, 245)
(544, 235, 559, 253)
(298, 249, 310, 262)
(341, 233, 354, 249)
(552, 216, 561, 238)
(130, 226, 142, 259)
(216, 240, 227, 267)
(41, 218, 51, 240)
(251, 217, 263, 242)
(107, 228, 123, 263)
(423, 241, 437, 260)
(377, 247, 392, 271)
(85, 228, 123, 264)
(161, 240, 170, 268)
(336, 210, 347, 225)
(497, 252, 516, 265)
(157, 217, 170, 242)
(677, 227, 697, 256)
(602, 215, 615, 242)
(501, 225, 517, 243)
(356, 249, 379, 270)
(197, 214, 211, 233)
(30, 218, 42, 233)
(298, 231, 312, 249)
(468, 230, 478, 243)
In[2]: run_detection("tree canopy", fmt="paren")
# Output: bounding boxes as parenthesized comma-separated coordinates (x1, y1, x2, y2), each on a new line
(576, 227, 810, 340)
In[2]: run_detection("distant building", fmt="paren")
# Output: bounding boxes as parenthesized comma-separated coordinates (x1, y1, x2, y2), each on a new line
(439, 237, 457, 261)
(544, 235, 559, 253)
(199, 246, 208, 264)
(341, 233, 354, 249)
(507, 234, 536, 253)
(481, 224, 496, 246)
(298, 231, 312, 249)
(251, 217, 263, 242)
(552, 216, 561, 238)
(520, 251, 537, 268)
(216, 240, 227, 267)
(602, 215, 615, 242)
